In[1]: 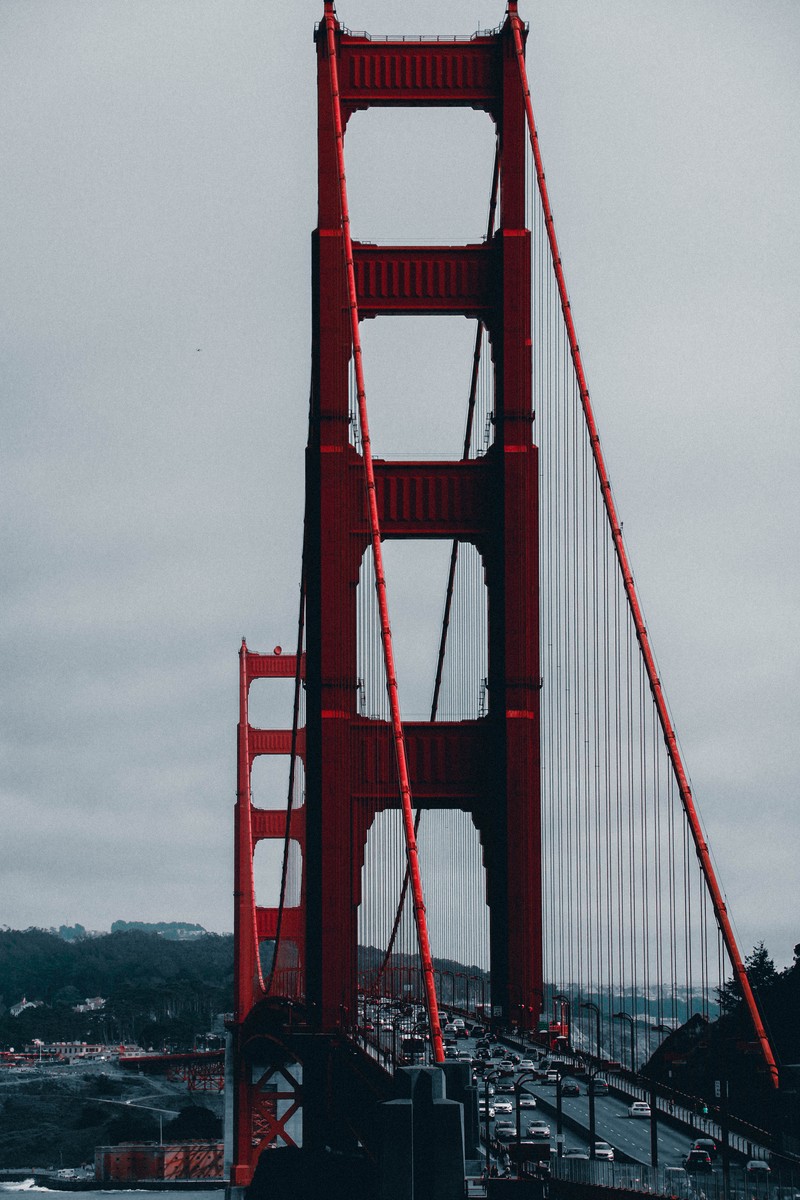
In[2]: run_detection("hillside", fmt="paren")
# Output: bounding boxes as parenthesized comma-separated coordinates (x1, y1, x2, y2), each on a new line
(0, 928, 233, 1049)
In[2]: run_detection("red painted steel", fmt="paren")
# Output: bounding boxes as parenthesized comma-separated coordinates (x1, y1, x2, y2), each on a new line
(322, 2, 445, 1066)
(230, 641, 307, 1186)
(337, 36, 501, 117)
(353, 243, 493, 318)
(373, 460, 488, 539)
(508, 3, 779, 1088)
(233, 8, 545, 1180)
(306, 6, 541, 1037)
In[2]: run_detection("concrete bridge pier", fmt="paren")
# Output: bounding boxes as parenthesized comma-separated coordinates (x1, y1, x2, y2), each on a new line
(378, 1066, 467, 1200)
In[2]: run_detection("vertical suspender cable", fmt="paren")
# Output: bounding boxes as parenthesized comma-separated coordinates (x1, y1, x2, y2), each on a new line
(375, 151, 501, 996)
(508, 1, 777, 1087)
(322, 4, 444, 1064)
(431, 150, 500, 721)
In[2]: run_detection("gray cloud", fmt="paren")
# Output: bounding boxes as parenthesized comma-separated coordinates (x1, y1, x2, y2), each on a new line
(2, 1, 798, 967)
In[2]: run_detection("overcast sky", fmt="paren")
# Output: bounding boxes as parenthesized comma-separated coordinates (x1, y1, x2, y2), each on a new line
(2, 2, 798, 969)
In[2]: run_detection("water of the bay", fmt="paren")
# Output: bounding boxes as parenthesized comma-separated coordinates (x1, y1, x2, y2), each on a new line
(0, 1186, 219, 1200)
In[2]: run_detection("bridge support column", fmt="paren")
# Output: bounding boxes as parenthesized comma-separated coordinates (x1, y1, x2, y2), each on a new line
(378, 1068, 465, 1200)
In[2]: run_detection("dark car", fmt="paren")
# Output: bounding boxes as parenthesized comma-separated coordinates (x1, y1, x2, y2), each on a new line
(591, 1077, 609, 1095)
(691, 1137, 717, 1161)
(684, 1149, 712, 1173)
(561, 1080, 580, 1096)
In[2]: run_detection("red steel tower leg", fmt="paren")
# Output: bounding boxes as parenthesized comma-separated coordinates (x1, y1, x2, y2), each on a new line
(304, 8, 542, 1036)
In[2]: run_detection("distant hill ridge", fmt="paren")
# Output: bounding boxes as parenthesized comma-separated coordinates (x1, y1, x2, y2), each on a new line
(110, 920, 208, 940)
(51, 920, 216, 942)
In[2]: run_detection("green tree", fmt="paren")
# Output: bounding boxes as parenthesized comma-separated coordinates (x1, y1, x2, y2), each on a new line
(717, 941, 778, 1013)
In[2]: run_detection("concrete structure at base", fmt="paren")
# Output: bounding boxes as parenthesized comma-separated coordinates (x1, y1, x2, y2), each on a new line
(379, 1065, 480, 1200)
(95, 1141, 224, 1183)
(237, 1063, 480, 1200)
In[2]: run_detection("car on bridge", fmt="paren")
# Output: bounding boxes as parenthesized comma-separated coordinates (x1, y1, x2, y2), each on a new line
(593, 1141, 614, 1161)
(518, 1093, 537, 1109)
(492, 1127, 517, 1151)
(628, 1100, 651, 1118)
(561, 1079, 580, 1096)
(494, 1098, 513, 1115)
(684, 1149, 713, 1173)
(526, 1120, 551, 1139)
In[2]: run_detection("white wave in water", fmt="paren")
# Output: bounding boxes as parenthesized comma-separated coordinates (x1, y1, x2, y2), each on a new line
(0, 1184, 50, 1193)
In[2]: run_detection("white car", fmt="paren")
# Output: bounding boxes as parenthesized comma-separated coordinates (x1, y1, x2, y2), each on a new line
(629, 1101, 651, 1118)
(494, 1098, 513, 1115)
(527, 1120, 551, 1139)
(593, 1141, 615, 1161)
(518, 1059, 536, 1071)
(518, 1093, 537, 1109)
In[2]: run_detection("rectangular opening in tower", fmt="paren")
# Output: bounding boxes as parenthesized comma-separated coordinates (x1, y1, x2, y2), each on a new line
(344, 107, 497, 246)
(253, 837, 302, 910)
(358, 808, 489, 1002)
(357, 540, 487, 722)
(351, 316, 493, 461)
(251, 754, 304, 812)
(247, 677, 299, 732)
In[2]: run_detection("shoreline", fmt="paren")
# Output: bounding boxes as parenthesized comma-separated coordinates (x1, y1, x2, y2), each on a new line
(0, 1174, 225, 1192)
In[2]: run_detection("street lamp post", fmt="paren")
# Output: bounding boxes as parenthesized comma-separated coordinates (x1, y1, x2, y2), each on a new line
(88, 1098, 179, 1146)
(483, 1070, 501, 1174)
(553, 994, 571, 1052)
(614, 1012, 660, 1168)
(580, 1000, 602, 1061)
(514, 1071, 538, 1178)
(555, 1072, 564, 1158)
(455, 972, 470, 1015)
(613, 1011, 637, 1073)
(584, 1059, 617, 1163)
(587, 1068, 598, 1160)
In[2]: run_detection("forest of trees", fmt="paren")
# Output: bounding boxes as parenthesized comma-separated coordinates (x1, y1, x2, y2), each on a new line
(0, 927, 234, 1050)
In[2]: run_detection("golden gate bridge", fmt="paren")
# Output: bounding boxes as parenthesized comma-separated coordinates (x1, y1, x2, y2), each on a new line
(226, 5, 785, 1196)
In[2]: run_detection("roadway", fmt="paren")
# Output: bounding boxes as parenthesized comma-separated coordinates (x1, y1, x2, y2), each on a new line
(521, 1074, 697, 1164)
(357, 1007, 796, 1193)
